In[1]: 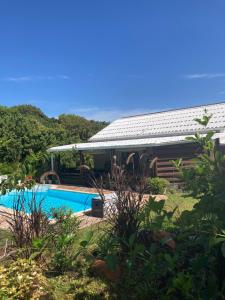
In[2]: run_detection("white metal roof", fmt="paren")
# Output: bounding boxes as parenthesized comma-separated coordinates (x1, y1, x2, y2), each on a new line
(48, 132, 225, 152)
(90, 102, 225, 142)
(48, 102, 225, 153)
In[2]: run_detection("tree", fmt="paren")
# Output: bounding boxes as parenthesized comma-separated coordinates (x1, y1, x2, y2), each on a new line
(0, 105, 108, 174)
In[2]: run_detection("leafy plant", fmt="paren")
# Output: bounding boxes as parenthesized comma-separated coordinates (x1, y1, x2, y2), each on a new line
(170, 112, 225, 298)
(0, 258, 52, 299)
(176, 112, 225, 225)
(140, 197, 177, 230)
(49, 274, 113, 300)
(49, 208, 80, 273)
(147, 177, 170, 194)
(0, 172, 35, 195)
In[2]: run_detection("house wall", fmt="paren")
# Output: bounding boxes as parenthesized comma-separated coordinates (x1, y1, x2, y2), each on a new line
(92, 143, 200, 187)
(151, 143, 199, 187)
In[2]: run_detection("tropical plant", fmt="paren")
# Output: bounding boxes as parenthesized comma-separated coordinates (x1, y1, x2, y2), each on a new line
(140, 197, 177, 230)
(175, 112, 225, 225)
(168, 112, 225, 298)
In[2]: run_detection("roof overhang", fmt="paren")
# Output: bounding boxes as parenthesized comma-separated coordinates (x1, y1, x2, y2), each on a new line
(48, 132, 225, 153)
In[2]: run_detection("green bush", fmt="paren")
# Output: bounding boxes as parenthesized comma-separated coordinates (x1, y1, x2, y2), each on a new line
(0, 259, 52, 299)
(0, 162, 20, 175)
(147, 177, 170, 194)
(69, 277, 112, 299)
(49, 275, 113, 299)
(50, 208, 80, 273)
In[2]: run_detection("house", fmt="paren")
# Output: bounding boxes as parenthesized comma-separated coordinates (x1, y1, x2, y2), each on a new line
(48, 102, 225, 186)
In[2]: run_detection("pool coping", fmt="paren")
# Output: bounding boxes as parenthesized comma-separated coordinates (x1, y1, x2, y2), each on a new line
(50, 184, 112, 195)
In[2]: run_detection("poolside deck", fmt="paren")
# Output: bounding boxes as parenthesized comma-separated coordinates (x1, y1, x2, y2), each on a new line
(51, 184, 111, 194)
(0, 205, 104, 230)
(52, 184, 166, 201)
(0, 206, 13, 230)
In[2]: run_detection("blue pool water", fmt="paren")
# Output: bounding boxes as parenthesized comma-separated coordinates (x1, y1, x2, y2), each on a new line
(0, 187, 97, 215)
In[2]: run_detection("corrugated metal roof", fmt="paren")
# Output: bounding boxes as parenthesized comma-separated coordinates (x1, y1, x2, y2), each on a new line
(48, 102, 225, 153)
(48, 132, 225, 152)
(90, 102, 225, 142)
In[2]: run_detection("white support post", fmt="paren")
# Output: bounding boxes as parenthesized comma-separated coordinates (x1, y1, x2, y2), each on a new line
(51, 154, 54, 171)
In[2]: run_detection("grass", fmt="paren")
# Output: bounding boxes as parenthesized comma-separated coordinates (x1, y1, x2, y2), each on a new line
(73, 221, 108, 251)
(49, 274, 112, 300)
(165, 192, 198, 220)
(0, 229, 12, 247)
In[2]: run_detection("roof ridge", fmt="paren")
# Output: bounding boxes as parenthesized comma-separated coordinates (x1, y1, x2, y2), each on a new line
(121, 100, 225, 119)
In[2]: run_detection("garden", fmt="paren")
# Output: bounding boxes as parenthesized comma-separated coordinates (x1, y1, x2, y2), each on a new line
(1, 113, 225, 299)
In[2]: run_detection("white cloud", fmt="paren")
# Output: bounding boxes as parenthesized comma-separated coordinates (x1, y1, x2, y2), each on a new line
(1, 75, 70, 82)
(57, 75, 70, 80)
(183, 73, 225, 79)
(70, 106, 158, 121)
(5, 76, 32, 82)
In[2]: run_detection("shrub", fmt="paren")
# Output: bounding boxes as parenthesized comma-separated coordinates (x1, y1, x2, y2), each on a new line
(169, 112, 225, 298)
(0, 258, 52, 299)
(49, 275, 113, 299)
(147, 177, 170, 194)
(0, 162, 20, 175)
(70, 277, 112, 299)
(49, 208, 80, 273)
(51, 207, 80, 236)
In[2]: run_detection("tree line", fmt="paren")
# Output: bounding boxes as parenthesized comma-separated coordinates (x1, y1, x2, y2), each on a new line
(0, 104, 108, 174)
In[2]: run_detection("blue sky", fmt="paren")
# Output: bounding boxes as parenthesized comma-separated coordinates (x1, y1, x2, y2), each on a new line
(0, 0, 225, 121)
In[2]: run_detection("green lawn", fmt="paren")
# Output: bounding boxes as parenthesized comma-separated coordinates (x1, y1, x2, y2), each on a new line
(0, 229, 11, 247)
(165, 192, 198, 219)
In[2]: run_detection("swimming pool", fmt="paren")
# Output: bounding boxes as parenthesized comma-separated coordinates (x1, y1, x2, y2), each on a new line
(0, 187, 98, 215)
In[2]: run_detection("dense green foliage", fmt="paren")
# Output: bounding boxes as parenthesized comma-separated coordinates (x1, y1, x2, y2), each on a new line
(0, 105, 108, 175)
(0, 259, 51, 299)
(49, 275, 112, 299)
(147, 177, 170, 194)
